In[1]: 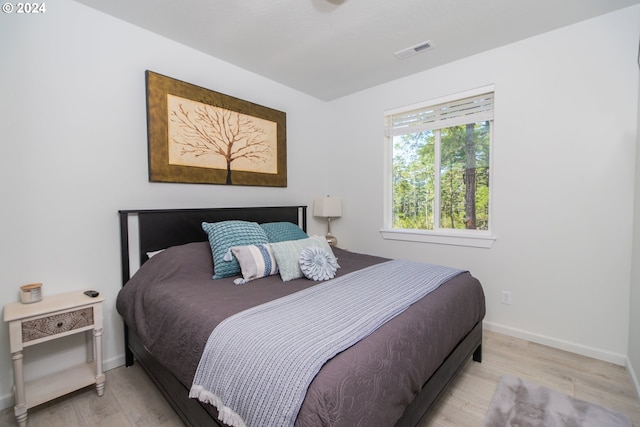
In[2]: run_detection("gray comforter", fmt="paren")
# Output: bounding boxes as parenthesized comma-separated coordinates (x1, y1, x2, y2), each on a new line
(116, 242, 485, 426)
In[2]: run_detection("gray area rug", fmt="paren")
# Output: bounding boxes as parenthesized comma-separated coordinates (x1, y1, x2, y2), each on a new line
(483, 375, 632, 427)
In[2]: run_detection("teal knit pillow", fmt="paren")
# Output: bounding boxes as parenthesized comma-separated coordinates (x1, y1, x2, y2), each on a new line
(260, 222, 308, 243)
(202, 221, 269, 279)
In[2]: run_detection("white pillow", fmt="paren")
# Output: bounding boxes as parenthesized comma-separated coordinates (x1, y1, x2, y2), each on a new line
(230, 244, 279, 285)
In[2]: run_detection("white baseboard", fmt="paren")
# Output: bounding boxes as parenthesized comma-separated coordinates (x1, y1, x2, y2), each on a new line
(627, 357, 640, 401)
(0, 393, 12, 414)
(483, 321, 627, 366)
(104, 353, 126, 372)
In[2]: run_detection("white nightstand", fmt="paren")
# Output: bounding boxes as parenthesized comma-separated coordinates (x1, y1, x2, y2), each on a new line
(3, 290, 105, 427)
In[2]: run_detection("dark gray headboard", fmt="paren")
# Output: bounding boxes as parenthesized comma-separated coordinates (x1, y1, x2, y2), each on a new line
(118, 206, 307, 286)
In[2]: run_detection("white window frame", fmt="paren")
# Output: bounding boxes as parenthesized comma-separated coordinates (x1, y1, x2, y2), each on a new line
(381, 85, 496, 248)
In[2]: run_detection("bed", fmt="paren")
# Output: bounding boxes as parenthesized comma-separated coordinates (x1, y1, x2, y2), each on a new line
(117, 206, 485, 427)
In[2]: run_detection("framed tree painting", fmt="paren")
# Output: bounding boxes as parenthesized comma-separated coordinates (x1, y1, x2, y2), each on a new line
(146, 71, 287, 186)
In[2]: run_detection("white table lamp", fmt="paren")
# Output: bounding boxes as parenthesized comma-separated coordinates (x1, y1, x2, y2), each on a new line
(314, 196, 342, 246)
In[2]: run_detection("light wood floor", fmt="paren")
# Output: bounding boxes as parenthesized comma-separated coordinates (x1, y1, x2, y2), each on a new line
(1, 330, 638, 426)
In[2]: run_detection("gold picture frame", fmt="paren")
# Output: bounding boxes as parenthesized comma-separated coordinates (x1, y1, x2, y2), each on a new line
(146, 71, 287, 186)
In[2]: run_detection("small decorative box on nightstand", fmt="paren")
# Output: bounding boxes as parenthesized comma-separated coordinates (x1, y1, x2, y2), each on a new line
(3, 290, 106, 427)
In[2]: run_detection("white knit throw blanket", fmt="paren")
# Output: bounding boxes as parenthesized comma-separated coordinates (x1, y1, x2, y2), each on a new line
(190, 259, 464, 427)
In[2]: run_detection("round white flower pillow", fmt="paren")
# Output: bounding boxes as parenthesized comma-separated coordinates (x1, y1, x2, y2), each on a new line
(299, 246, 340, 281)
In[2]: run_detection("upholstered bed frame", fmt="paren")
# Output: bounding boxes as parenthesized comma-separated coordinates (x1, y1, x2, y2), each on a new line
(118, 206, 482, 427)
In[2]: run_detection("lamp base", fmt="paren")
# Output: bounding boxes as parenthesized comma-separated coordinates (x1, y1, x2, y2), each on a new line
(325, 233, 337, 247)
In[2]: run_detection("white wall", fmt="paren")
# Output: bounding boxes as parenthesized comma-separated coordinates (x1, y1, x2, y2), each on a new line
(0, 0, 332, 407)
(328, 6, 640, 364)
(629, 53, 640, 394)
(1, 0, 639, 412)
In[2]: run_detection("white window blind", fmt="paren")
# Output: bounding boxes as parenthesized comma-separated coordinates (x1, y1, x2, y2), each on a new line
(387, 92, 494, 136)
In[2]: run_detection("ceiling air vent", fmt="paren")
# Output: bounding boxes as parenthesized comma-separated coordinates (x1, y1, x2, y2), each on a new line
(394, 40, 435, 60)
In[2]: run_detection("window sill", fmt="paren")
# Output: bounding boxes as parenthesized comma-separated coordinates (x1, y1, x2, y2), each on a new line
(380, 229, 496, 248)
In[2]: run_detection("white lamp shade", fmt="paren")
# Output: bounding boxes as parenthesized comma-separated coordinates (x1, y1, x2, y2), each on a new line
(314, 196, 342, 218)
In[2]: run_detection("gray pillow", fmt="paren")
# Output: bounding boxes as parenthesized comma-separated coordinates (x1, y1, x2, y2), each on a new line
(299, 246, 340, 281)
(270, 235, 338, 282)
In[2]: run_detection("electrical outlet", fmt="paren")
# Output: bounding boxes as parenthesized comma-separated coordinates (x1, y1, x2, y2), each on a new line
(501, 290, 512, 305)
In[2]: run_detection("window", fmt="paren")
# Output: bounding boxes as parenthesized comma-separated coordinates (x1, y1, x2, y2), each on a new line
(382, 86, 495, 248)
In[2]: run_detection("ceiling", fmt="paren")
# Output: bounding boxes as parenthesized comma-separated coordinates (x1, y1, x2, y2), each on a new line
(74, 0, 639, 101)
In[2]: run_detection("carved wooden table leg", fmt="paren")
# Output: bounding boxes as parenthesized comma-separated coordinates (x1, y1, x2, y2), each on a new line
(94, 327, 105, 396)
(12, 351, 27, 427)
